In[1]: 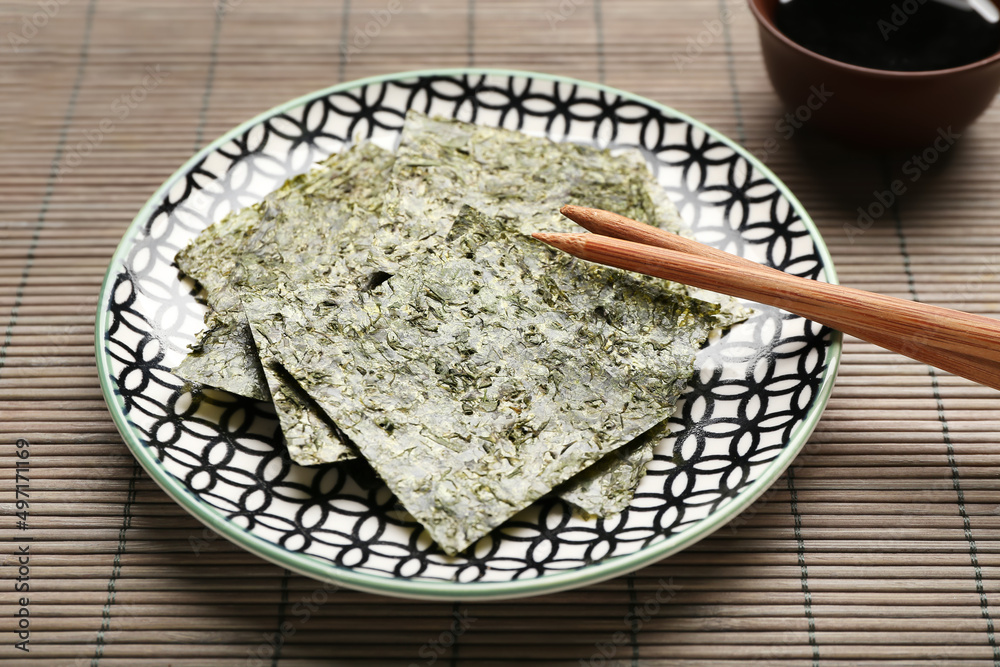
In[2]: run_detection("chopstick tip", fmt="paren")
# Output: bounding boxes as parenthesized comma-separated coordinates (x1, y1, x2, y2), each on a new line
(560, 205, 614, 234)
(532, 231, 587, 252)
(559, 204, 592, 223)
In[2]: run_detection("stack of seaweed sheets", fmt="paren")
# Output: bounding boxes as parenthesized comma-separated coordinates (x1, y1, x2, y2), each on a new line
(173, 112, 748, 556)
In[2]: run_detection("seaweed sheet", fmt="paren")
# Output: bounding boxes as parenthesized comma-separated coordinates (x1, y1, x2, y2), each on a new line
(368, 112, 691, 271)
(559, 421, 668, 518)
(174, 143, 395, 464)
(182, 113, 747, 522)
(358, 113, 747, 514)
(242, 206, 722, 555)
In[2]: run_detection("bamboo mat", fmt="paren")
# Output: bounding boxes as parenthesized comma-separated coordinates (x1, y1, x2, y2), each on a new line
(3, 0, 1000, 664)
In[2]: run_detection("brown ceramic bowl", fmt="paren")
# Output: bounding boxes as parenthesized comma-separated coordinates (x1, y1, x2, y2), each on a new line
(748, 0, 1000, 147)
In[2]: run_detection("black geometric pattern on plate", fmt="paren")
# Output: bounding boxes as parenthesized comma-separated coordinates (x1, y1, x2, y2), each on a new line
(103, 72, 832, 583)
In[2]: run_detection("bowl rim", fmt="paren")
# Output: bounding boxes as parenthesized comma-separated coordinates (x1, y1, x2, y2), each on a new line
(747, 0, 1000, 78)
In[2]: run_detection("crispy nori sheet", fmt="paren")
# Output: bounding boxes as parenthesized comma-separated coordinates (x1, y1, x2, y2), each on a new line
(178, 113, 748, 536)
(174, 143, 395, 463)
(367, 112, 690, 274)
(244, 206, 721, 554)
(362, 113, 746, 515)
(559, 421, 669, 518)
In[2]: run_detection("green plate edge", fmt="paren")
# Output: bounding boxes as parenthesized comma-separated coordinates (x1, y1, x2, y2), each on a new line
(94, 67, 843, 601)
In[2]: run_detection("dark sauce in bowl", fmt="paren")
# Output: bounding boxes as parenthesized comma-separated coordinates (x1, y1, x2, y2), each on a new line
(775, 0, 1000, 71)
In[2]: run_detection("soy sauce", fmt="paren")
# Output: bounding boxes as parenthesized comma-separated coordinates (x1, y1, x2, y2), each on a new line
(775, 0, 1000, 71)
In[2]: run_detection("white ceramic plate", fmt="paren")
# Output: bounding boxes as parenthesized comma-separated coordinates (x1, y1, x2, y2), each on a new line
(96, 69, 840, 600)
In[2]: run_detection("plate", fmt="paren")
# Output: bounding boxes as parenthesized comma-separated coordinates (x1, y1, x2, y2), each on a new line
(96, 69, 840, 600)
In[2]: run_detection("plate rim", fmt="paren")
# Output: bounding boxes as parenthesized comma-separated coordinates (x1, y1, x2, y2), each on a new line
(95, 66, 842, 601)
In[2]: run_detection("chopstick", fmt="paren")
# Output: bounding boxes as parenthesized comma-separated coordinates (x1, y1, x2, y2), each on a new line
(555, 205, 990, 366)
(533, 206, 1000, 391)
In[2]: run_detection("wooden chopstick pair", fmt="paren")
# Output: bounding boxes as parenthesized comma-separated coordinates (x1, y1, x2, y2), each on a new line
(534, 206, 1000, 391)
